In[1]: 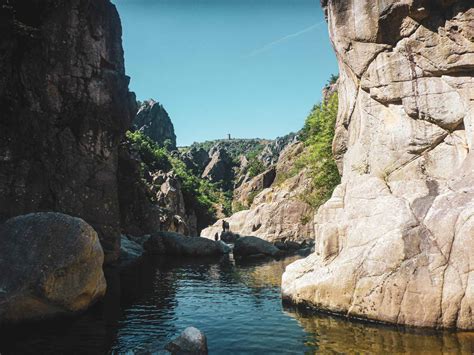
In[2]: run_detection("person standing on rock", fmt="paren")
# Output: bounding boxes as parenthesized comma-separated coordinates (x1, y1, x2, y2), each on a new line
(222, 220, 229, 233)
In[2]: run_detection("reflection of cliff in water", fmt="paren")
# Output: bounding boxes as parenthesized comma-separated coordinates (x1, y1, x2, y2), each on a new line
(285, 307, 474, 354)
(0, 256, 182, 354)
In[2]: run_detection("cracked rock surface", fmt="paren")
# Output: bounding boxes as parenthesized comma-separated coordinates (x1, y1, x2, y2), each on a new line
(282, 0, 474, 329)
(0, 0, 136, 263)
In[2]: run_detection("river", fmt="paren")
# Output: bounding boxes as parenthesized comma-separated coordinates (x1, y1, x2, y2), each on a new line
(1, 255, 473, 354)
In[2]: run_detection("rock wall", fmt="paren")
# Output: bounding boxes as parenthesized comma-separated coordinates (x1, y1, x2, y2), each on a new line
(0, 0, 136, 263)
(201, 142, 315, 243)
(283, 0, 474, 329)
(134, 100, 177, 150)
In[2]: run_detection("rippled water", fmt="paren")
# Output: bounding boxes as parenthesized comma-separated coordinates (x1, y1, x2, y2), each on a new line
(1, 255, 473, 354)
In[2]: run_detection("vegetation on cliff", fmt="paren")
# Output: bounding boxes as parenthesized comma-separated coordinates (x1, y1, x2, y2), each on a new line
(126, 131, 227, 227)
(189, 138, 269, 162)
(297, 92, 340, 209)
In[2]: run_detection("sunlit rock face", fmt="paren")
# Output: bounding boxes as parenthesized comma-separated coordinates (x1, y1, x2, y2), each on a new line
(283, 0, 474, 329)
(0, 0, 136, 263)
(201, 142, 315, 244)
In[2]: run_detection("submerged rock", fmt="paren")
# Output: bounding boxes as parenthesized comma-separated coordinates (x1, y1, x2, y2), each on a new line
(233, 236, 282, 258)
(165, 327, 208, 355)
(144, 231, 229, 257)
(0, 213, 106, 324)
(282, 0, 474, 329)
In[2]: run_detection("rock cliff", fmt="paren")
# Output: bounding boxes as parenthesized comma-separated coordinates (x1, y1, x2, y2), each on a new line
(283, 0, 474, 329)
(201, 142, 315, 243)
(0, 0, 136, 263)
(134, 100, 177, 150)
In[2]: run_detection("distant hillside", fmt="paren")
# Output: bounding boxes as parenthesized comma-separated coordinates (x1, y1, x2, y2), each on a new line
(187, 138, 271, 161)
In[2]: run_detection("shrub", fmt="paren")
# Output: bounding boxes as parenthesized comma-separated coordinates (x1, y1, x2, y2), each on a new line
(126, 130, 223, 230)
(126, 131, 172, 171)
(297, 93, 340, 209)
(247, 152, 265, 178)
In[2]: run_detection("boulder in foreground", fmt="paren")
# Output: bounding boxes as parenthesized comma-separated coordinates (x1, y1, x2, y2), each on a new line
(165, 327, 208, 354)
(0, 213, 106, 324)
(144, 231, 229, 257)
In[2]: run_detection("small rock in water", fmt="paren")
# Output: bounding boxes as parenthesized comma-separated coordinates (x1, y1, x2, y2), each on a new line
(165, 327, 208, 354)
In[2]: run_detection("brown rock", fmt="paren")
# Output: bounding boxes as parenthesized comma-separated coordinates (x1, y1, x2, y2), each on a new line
(0, 213, 106, 324)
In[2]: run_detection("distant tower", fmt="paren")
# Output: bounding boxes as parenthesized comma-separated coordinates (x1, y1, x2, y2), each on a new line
(227, 134, 231, 140)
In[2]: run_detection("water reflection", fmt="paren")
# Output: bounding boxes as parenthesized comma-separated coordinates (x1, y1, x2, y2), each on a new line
(0, 254, 473, 354)
(285, 307, 474, 354)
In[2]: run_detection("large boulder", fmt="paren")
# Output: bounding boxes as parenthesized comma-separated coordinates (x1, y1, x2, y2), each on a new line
(0, 213, 106, 324)
(283, 0, 474, 329)
(233, 236, 281, 258)
(144, 231, 229, 257)
(134, 100, 177, 150)
(0, 0, 136, 264)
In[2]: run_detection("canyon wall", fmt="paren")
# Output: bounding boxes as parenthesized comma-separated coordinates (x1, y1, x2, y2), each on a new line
(283, 0, 474, 329)
(0, 0, 136, 263)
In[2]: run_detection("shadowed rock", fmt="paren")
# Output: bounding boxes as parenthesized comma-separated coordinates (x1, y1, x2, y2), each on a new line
(144, 231, 229, 257)
(233, 236, 282, 258)
(0, 213, 106, 324)
(0, 0, 136, 263)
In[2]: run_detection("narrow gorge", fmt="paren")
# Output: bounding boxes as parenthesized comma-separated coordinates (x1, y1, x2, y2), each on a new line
(0, 0, 473, 353)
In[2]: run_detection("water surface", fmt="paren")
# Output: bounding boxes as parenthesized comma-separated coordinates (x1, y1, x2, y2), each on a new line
(1, 255, 473, 354)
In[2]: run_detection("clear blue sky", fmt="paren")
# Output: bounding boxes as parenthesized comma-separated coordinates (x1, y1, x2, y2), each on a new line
(113, 0, 338, 146)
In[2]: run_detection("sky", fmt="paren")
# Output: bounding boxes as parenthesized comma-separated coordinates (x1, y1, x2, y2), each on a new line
(113, 0, 338, 146)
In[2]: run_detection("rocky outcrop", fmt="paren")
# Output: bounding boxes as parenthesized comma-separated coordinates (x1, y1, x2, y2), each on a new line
(0, 213, 106, 323)
(258, 133, 298, 167)
(201, 146, 235, 188)
(201, 142, 315, 243)
(0, 0, 136, 263)
(144, 231, 229, 257)
(233, 166, 276, 209)
(180, 147, 210, 174)
(154, 171, 198, 236)
(134, 99, 177, 150)
(283, 0, 474, 329)
(118, 144, 162, 238)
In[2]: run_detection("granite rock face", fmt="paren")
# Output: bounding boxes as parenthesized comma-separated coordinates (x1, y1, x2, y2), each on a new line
(0, 0, 136, 263)
(134, 100, 177, 150)
(283, 0, 474, 329)
(201, 146, 235, 188)
(233, 166, 276, 209)
(201, 143, 315, 243)
(0, 213, 106, 323)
